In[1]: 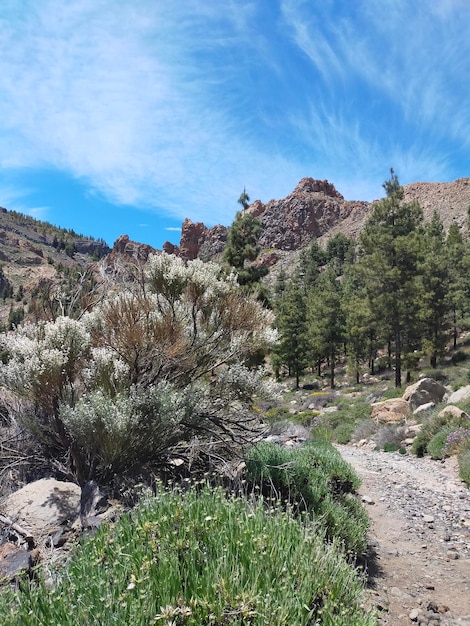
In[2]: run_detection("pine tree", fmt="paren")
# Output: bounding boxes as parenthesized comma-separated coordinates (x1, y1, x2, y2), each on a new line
(358, 170, 423, 387)
(224, 211, 267, 286)
(420, 212, 450, 368)
(446, 223, 470, 348)
(307, 269, 345, 389)
(273, 280, 308, 388)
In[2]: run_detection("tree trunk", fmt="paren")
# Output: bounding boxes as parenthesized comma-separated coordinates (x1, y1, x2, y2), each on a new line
(394, 323, 402, 388)
(453, 308, 458, 349)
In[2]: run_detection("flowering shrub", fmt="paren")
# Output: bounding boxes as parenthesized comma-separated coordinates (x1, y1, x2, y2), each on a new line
(0, 253, 277, 483)
(444, 428, 470, 456)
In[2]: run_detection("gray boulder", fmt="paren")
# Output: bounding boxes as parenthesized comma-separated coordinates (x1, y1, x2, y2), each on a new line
(447, 385, 470, 405)
(402, 378, 446, 410)
(1, 478, 81, 542)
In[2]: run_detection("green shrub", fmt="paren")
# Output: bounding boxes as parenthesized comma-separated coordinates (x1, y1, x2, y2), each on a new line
(381, 387, 404, 400)
(245, 441, 368, 554)
(452, 349, 468, 364)
(334, 422, 355, 444)
(0, 485, 376, 626)
(458, 448, 470, 487)
(411, 412, 470, 457)
(375, 425, 405, 451)
(351, 419, 379, 442)
(428, 428, 456, 460)
(263, 406, 294, 422)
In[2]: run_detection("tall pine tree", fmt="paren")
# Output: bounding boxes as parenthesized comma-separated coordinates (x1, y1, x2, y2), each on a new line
(358, 170, 423, 387)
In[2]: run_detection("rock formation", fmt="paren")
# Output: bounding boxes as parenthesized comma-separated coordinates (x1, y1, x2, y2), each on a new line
(162, 175, 470, 265)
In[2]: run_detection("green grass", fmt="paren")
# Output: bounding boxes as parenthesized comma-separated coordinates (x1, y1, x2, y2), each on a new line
(0, 483, 375, 626)
(245, 440, 368, 555)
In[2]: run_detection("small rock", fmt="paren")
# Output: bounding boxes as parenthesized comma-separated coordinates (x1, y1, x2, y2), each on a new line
(446, 549, 459, 559)
(0, 543, 32, 580)
(423, 515, 434, 523)
(361, 495, 375, 505)
(410, 607, 421, 621)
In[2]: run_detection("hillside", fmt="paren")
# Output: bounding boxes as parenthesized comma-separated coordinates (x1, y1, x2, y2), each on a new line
(2, 175, 470, 325)
(0, 208, 110, 327)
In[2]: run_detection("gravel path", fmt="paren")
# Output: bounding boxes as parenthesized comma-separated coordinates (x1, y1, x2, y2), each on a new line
(336, 445, 470, 626)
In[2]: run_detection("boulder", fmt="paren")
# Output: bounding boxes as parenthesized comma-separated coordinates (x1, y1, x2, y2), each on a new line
(438, 405, 469, 420)
(371, 398, 411, 424)
(1, 478, 81, 541)
(447, 385, 470, 405)
(413, 402, 435, 415)
(402, 378, 446, 410)
(0, 543, 33, 581)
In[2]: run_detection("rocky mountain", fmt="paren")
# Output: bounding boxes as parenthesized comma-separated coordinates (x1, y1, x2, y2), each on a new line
(163, 176, 470, 265)
(2, 174, 469, 326)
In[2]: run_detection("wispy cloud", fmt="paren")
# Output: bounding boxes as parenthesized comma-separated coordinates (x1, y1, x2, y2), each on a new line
(280, 0, 470, 187)
(0, 0, 468, 230)
(0, 0, 299, 224)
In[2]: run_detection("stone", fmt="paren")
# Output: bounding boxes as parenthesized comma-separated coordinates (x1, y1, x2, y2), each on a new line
(0, 543, 32, 580)
(2, 478, 81, 541)
(361, 495, 375, 505)
(371, 398, 411, 424)
(423, 515, 435, 523)
(406, 423, 423, 435)
(438, 405, 469, 420)
(413, 402, 435, 415)
(403, 378, 447, 410)
(446, 549, 459, 559)
(447, 385, 470, 404)
(410, 608, 421, 621)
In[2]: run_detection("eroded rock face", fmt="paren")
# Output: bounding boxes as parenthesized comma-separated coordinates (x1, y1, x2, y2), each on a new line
(112, 234, 156, 262)
(403, 177, 470, 231)
(164, 219, 227, 262)
(164, 176, 470, 265)
(254, 178, 369, 251)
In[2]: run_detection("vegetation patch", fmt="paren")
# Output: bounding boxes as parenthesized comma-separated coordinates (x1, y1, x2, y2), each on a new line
(245, 440, 368, 554)
(0, 484, 375, 626)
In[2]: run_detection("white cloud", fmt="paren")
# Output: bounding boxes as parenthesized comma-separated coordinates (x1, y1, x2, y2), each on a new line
(0, 0, 468, 229)
(0, 0, 296, 225)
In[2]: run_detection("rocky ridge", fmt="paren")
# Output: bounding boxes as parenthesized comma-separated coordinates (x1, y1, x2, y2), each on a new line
(164, 176, 470, 264)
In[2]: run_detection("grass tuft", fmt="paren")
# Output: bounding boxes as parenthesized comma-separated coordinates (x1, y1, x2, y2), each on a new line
(0, 483, 375, 625)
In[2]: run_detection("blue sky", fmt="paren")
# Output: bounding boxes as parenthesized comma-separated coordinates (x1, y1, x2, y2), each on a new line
(0, 1, 469, 249)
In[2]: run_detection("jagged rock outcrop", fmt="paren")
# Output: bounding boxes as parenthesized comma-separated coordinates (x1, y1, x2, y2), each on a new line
(112, 234, 156, 262)
(164, 219, 227, 262)
(164, 175, 470, 265)
(252, 178, 369, 251)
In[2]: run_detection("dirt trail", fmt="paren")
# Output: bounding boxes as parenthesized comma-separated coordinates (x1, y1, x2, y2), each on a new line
(336, 445, 470, 625)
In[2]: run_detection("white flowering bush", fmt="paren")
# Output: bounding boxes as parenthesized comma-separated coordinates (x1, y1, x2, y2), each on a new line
(0, 253, 277, 483)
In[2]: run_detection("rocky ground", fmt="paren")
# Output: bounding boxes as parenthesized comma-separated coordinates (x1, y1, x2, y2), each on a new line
(337, 444, 470, 625)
